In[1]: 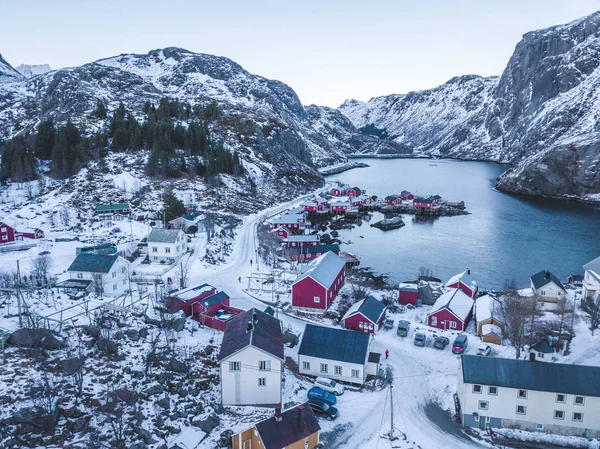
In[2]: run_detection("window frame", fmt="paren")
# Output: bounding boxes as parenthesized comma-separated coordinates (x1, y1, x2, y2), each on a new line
(302, 361, 310, 370)
(516, 405, 527, 415)
(574, 395, 585, 406)
(314, 296, 320, 303)
(258, 377, 266, 387)
(334, 365, 342, 376)
(472, 385, 482, 394)
(556, 393, 566, 403)
(478, 400, 489, 411)
(488, 386, 498, 396)
(351, 369, 360, 378)
(517, 389, 528, 399)
(554, 410, 565, 420)
(573, 412, 583, 422)
(229, 361, 241, 372)
(320, 363, 328, 374)
(259, 360, 271, 371)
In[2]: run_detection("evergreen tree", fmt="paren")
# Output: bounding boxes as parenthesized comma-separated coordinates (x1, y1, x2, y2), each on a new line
(163, 192, 185, 222)
(51, 121, 85, 178)
(33, 119, 55, 160)
(94, 100, 108, 119)
(1, 136, 37, 182)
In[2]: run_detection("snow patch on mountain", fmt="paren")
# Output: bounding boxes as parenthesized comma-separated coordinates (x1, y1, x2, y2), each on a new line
(15, 63, 52, 78)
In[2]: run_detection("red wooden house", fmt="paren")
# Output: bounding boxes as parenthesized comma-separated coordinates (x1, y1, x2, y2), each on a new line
(285, 234, 320, 247)
(426, 288, 474, 331)
(0, 221, 22, 244)
(332, 184, 351, 196)
(347, 187, 361, 197)
(330, 201, 351, 213)
(21, 228, 44, 240)
(291, 251, 346, 312)
(413, 197, 438, 209)
(272, 226, 292, 238)
(398, 283, 418, 306)
(272, 215, 304, 231)
(445, 270, 478, 298)
(168, 283, 217, 316)
(400, 190, 415, 200)
(285, 244, 340, 262)
(342, 295, 386, 334)
(302, 198, 330, 214)
(384, 195, 402, 206)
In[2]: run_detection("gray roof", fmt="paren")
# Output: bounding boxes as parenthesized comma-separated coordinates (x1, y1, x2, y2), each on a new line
(292, 251, 346, 289)
(67, 254, 120, 273)
(148, 228, 182, 243)
(530, 269, 565, 291)
(343, 295, 386, 324)
(532, 340, 554, 354)
(461, 355, 600, 397)
(217, 308, 284, 361)
(584, 255, 600, 277)
(298, 324, 370, 365)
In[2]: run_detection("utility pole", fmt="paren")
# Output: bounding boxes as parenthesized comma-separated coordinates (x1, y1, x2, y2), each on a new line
(389, 383, 396, 441)
(16, 260, 22, 328)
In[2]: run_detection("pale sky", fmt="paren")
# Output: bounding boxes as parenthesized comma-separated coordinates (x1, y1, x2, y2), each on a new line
(1, 0, 599, 106)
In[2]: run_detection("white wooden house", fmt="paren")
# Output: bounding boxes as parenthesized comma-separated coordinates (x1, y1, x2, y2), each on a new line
(147, 228, 187, 264)
(217, 309, 284, 406)
(530, 270, 567, 311)
(65, 254, 130, 297)
(458, 355, 600, 437)
(174, 189, 197, 210)
(298, 324, 379, 385)
(583, 256, 600, 301)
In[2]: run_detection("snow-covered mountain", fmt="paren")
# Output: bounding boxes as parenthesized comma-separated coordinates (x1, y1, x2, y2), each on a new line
(0, 53, 23, 83)
(14, 63, 52, 78)
(340, 11, 600, 201)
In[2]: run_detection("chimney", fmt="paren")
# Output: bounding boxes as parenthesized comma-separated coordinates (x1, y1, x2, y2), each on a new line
(467, 267, 470, 275)
(247, 321, 253, 333)
(545, 271, 550, 280)
(297, 404, 305, 432)
(274, 404, 282, 422)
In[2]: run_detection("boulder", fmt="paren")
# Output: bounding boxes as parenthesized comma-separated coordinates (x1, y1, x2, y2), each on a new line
(60, 357, 85, 376)
(97, 337, 118, 354)
(113, 388, 138, 405)
(169, 317, 186, 332)
(144, 384, 164, 396)
(125, 329, 140, 341)
(156, 395, 170, 409)
(139, 327, 150, 338)
(132, 424, 157, 445)
(113, 331, 125, 341)
(144, 315, 162, 326)
(193, 413, 220, 434)
(80, 325, 101, 339)
(8, 328, 64, 350)
(165, 358, 188, 374)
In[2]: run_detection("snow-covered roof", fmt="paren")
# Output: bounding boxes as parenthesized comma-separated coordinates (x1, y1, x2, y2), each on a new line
(481, 323, 502, 336)
(584, 255, 600, 280)
(148, 228, 183, 243)
(343, 296, 386, 323)
(285, 234, 320, 242)
(171, 283, 216, 302)
(475, 294, 500, 324)
(287, 206, 305, 216)
(399, 282, 418, 292)
(330, 201, 351, 207)
(445, 271, 477, 291)
(293, 252, 346, 289)
(429, 288, 474, 321)
(530, 269, 565, 291)
(272, 215, 302, 225)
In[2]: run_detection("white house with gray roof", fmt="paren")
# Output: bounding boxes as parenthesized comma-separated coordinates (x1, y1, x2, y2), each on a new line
(147, 228, 187, 264)
(66, 254, 130, 297)
(530, 269, 567, 311)
(458, 355, 600, 437)
(583, 255, 600, 301)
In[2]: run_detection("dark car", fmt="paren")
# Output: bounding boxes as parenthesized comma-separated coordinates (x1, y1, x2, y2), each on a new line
(308, 399, 339, 421)
(307, 387, 337, 405)
(433, 336, 449, 350)
(452, 334, 469, 354)
(397, 320, 410, 337)
(414, 332, 426, 346)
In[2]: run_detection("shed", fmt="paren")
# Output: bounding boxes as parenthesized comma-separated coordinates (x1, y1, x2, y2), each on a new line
(342, 296, 387, 334)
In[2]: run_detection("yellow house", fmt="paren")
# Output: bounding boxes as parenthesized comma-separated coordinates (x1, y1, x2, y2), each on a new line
(232, 403, 320, 449)
(475, 294, 504, 345)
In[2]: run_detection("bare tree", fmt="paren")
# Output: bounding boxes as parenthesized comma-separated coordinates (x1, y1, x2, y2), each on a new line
(417, 266, 434, 280)
(553, 296, 573, 345)
(582, 292, 600, 335)
(176, 256, 193, 289)
(31, 255, 51, 287)
(203, 212, 216, 242)
(498, 283, 532, 359)
(92, 273, 105, 297)
(60, 206, 70, 226)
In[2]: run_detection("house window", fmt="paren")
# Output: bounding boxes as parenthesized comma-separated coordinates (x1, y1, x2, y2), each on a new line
(538, 352, 544, 358)
(573, 412, 583, 422)
(536, 423, 544, 430)
(259, 360, 271, 371)
(478, 401, 489, 410)
(112, 271, 116, 278)
(229, 361, 241, 372)
(0, 227, 5, 233)
(152, 247, 157, 253)
(516, 405, 527, 415)
(351, 369, 360, 378)
(431, 317, 437, 326)
(518, 389, 528, 399)
(556, 394, 566, 403)
(450, 321, 457, 329)
(554, 410, 564, 420)
(1, 236, 7, 241)
(488, 386, 498, 395)
(77, 273, 83, 279)
(302, 361, 310, 370)
(574, 396, 585, 405)
(314, 296, 320, 303)
(472, 385, 482, 394)
(320, 363, 328, 373)
(334, 366, 342, 375)
(258, 378, 266, 387)
(165, 247, 171, 253)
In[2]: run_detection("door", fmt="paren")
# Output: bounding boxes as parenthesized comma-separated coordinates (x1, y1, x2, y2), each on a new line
(478, 416, 486, 430)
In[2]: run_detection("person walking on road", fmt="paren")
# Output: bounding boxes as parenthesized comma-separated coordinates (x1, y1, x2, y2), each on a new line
(385, 349, 389, 360)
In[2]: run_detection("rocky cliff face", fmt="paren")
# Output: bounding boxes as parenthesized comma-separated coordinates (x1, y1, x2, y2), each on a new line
(0, 54, 23, 83)
(0, 47, 399, 189)
(340, 12, 600, 201)
(14, 63, 52, 78)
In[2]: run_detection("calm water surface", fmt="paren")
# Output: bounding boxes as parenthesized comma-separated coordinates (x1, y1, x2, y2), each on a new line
(327, 158, 600, 290)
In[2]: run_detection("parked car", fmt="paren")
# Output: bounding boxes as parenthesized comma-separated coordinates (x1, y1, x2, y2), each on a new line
(307, 387, 337, 405)
(414, 332, 426, 346)
(314, 377, 344, 396)
(397, 320, 410, 337)
(433, 336, 450, 350)
(384, 318, 394, 330)
(308, 399, 339, 421)
(476, 345, 492, 356)
(452, 334, 469, 354)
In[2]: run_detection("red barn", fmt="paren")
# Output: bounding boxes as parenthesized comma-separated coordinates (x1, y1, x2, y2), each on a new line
(0, 221, 22, 244)
(426, 289, 474, 331)
(272, 226, 292, 238)
(342, 295, 386, 334)
(332, 184, 351, 196)
(291, 251, 346, 312)
(347, 187, 361, 197)
(384, 195, 402, 206)
(400, 190, 415, 200)
(398, 283, 418, 306)
(413, 197, 436, 209)
(167, 283, 217, 316)
(21, 228, 44, 240)
(445, 270, 478, 298)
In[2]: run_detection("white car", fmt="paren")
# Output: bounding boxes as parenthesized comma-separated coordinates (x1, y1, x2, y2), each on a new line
(314, 377, 345, 395)
(476, 345, 492, 356)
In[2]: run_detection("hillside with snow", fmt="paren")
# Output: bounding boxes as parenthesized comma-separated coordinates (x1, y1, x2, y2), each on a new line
(14, 63, 52, 78)
(340, 12, 600, 201)
(0, 53, 23, 83)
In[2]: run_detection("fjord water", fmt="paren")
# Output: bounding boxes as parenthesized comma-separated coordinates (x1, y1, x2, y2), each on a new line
(327, 158, 600, 290)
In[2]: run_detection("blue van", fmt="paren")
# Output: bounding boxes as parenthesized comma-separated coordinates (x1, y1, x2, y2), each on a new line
(307, 387, 337, 405)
